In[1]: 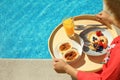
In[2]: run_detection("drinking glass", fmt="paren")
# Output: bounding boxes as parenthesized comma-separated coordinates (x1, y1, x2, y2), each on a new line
(63, 18, 74, 37)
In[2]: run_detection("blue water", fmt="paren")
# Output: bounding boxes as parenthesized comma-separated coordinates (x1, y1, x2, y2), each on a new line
(0, 0, 103, 59)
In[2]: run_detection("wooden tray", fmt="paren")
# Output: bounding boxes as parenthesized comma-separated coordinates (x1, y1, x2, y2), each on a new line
(48, 15, 118, 72)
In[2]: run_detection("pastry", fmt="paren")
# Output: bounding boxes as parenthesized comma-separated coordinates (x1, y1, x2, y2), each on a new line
(63, 49, 79, 62)
(87, 30, 108, 52)
(59, 42, 72, 54)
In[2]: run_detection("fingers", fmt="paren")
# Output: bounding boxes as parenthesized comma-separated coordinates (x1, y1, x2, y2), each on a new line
(53, 58, 60, 62)
(95, 12, 107, 25)
(96, 12, 103, 20)
(53, 61, 56, 65)
(53, 58, 61, 67)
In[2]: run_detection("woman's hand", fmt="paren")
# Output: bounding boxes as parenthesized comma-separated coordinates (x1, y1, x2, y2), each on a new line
(53, 58, 68, 73)
(96, 11, 114, 24)
(53, 58, 78, 79)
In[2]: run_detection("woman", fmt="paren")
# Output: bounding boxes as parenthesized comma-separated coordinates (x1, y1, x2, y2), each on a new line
(53, 0, 120, 80)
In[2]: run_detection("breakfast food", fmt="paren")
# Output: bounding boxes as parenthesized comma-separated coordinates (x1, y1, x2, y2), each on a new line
(87, 30, 108, 52)
(59, 42, 72, 54)
(63, 49, 79, 62)
(58, 41, 81, 62)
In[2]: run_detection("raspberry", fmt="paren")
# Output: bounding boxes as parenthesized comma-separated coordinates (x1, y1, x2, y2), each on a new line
(103, 43, 108, 49)
(96, 31, 103, 37)
(98, 41, 103, 46)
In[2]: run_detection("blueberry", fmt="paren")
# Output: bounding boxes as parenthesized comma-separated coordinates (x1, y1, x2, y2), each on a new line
(93, 44, 98, 48)
(96, 46, 103, 52)
(93, 37, 97, 41)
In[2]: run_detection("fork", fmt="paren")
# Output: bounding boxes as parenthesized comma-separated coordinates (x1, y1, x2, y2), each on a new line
(74, 24, 106, 30)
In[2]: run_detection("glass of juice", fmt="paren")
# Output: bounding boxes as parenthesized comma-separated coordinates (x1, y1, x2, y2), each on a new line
(63, 18, 74, 37)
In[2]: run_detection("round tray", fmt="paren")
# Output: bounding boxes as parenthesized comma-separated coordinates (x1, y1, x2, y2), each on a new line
(48, 15, 118, 72)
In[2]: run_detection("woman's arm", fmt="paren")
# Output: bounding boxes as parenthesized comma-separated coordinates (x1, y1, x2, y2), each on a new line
(53, 58, 101, 80)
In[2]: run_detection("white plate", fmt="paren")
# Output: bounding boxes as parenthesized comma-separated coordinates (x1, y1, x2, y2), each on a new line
(80, 27, 113, 56)
(53, 38, 84, 59)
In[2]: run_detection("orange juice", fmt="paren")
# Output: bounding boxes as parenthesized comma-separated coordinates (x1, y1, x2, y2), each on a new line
(63, 18, 74, 37)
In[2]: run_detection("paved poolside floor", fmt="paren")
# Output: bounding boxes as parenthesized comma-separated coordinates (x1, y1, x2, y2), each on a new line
(0, 59, 74, 80)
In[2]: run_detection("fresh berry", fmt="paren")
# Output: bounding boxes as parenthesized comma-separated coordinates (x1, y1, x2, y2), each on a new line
(96, 46, 103, 52)
(103, 43, 107, 49)
(98, 41, 103, 46)
(93, 37, 97, 41)
(96, 31, 103, 37)
(93, 43, 98, 48)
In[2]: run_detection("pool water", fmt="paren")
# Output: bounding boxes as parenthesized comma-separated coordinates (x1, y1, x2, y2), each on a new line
(0, 0, 103, 59)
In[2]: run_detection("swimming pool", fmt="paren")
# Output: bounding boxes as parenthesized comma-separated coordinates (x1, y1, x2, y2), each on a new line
(0, 0, 103, 59)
